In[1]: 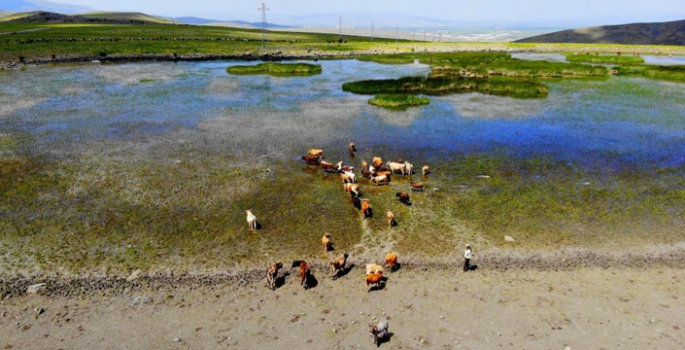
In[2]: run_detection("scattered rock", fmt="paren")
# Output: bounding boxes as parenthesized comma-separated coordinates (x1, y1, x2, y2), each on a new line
(27, 283, 46, 294)
(126, 270, 143, 282)
(129, 295, 152, 307)
(476, 175, 491, 179)
(173, 337, 181, 342)
(35, 308, 45, 315)
(504, 235, 516, 242)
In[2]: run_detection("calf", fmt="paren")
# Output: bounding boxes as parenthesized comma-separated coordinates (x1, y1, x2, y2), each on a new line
(361, 199, 372, 218)
(422, 165, 430, 176)
(385, 253, 398, 272)
(349, 142, 357, 153)
(344, 183, 360, 197)
(301, 155, 321, 165)
(308, 148, 324, 157)
(395, 192, 410, 205)
(266, 262, 283, 290)
(366, 271, 383, 292)
(291, 260, 312, 289)
(245, 209, 258, 229)
(410, 181, 424, 191)
(371, 175, 389, 186)
(386, 210, 396, 228)
(330, 252, 349, 277)
(322, 233, 333, 251)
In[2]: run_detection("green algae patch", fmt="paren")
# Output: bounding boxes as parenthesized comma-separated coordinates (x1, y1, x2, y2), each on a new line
(369, 94, 430, 109)
(226, 62, 322, 76)
(343, 76, 549, 99)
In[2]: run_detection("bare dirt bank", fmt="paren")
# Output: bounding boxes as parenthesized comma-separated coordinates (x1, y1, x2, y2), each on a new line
(1, 266, 684, 350)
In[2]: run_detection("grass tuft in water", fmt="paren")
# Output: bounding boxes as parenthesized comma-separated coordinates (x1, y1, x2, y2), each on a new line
(226, 62, 322, 76)
(368, 94, 430, 109)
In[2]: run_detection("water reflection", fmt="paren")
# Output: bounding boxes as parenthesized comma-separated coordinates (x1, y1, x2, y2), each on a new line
(0, 59, 684, 172)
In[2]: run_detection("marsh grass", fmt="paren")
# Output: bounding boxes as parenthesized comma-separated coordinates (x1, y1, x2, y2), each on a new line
(343, 76, 550, 99)
(368, 94, 430, 109)
(226, 62, 322, 76)
(566, 54, 645, 65)
(613, 65, 685, 82)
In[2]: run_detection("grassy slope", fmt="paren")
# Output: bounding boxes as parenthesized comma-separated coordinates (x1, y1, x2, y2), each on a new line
(77, 12, 177, 24)
(515, 19, 685, 46)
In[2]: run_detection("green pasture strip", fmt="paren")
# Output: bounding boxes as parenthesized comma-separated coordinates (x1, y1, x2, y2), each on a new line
(357, 51, 511, 65)
(343, 76, 549, 99)
(566, 53, 645, 65)
(0, 153, 362, 274)
(226, 62, 322, 76)
(613, 65, 685, 82)
(368, 94, 430, 109)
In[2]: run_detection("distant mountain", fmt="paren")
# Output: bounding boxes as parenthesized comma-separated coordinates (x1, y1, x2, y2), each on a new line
(1, 0, 95, 14)
(1, 11, 176, 24)
(515, 19, 685, 46)
(173, 16, 292, 28)
(0, 11, 15, 18)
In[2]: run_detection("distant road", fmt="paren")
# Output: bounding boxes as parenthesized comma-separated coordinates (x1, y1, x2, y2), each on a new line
(0, 27, 49, 36)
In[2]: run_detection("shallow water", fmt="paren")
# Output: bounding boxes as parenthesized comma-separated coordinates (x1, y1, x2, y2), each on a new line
(1, 59, 685, 172)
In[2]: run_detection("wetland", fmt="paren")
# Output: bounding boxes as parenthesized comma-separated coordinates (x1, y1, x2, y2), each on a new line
(1, 58, 685, 276)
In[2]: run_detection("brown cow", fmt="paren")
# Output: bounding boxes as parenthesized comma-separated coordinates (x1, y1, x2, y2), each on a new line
(292, 260, 312, 289)
(330, 252, 349, 277)
(267, 262, 283, 290)
(361, 199, 372, 218)
(395, 192, 410, 205)
(410, 181, 424, 191)
(366, 271, 383, 292)
(385, 253, 398, 272)
(302, 155, 321, 165)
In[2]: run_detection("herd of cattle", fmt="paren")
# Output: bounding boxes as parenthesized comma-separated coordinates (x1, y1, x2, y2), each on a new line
(247, 143, 432, 345)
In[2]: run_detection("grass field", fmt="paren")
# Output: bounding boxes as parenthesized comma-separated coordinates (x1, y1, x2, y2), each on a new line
(1, 22, 685, 64)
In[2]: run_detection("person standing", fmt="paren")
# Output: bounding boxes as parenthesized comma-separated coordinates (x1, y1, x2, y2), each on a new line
(463, 244, 473, 272)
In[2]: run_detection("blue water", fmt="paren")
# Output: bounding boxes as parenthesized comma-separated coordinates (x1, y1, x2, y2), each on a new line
(1, 59, 684, 172)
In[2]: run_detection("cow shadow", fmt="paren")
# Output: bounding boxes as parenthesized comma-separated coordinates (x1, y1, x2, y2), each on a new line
(401, 201, 412, 207)
(305, 274, 319, 289)
(368, 277, 387, 292)
(333, 263, 355, 279)
(376, 332, 394, 347)
(468, 265, 479, 272)
(364, 208, 374, 219)
(389, 263, 401, 272)
(274, 272, 290, 290)
(255, 222, 263, 230)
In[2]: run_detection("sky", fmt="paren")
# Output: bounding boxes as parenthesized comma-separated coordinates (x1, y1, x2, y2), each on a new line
(46, 0, 685, 26)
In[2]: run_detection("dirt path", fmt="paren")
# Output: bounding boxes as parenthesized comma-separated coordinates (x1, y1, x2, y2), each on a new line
(2, 267, 684, 350)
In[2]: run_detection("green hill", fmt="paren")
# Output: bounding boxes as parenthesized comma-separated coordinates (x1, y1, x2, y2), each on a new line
(516, 19, 685, 46)
(0, 11, 177, 24)
(78, 12, 176, 24)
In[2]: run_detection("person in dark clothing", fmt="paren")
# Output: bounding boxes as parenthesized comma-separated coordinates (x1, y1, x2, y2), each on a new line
(463, 244, 473, 272)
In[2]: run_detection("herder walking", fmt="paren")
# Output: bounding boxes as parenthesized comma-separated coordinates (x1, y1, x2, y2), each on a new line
(463, 244, 473, 272)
